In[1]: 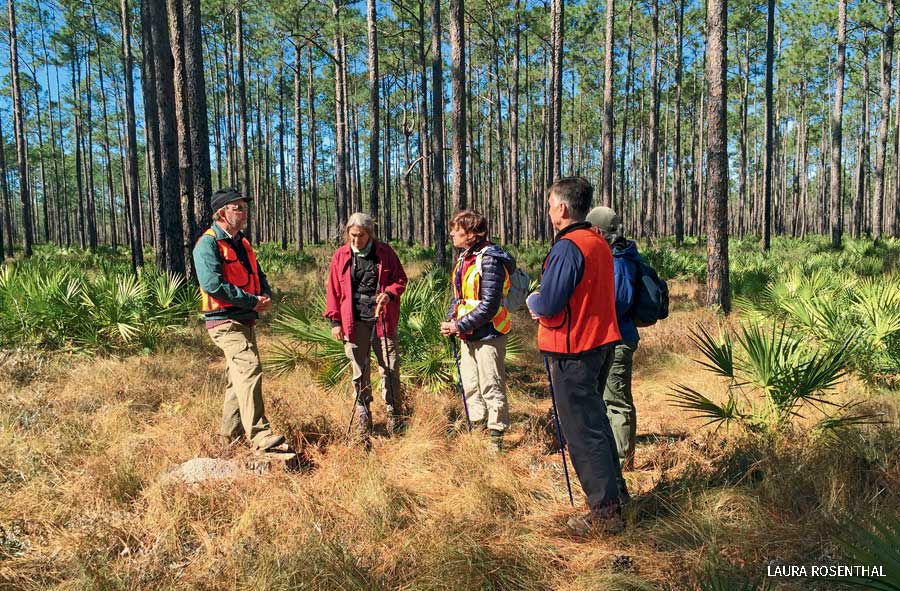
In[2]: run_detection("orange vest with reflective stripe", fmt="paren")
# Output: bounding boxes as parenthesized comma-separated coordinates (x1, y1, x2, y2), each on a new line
(199, 228, 262, 313)
(537, 227, 621, 355)
(452, 246, 512, 335)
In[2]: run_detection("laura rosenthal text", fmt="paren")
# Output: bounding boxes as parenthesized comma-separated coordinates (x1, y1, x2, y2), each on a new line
(767, 564, 885, 577)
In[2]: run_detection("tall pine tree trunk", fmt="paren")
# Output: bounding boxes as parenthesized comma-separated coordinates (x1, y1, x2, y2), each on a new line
(183, 0, 211, 227)
(367, 0, 380, 218)
(762, 0, 775, 248)
(0, 108, 9, 258)
(509, 0, 520, 242)
(418, 0, 432, 246)
(830, 0, 847, 248)
(85, 46, 98, 250)
(646, 0, 659, 242)
(97, 58, 118, 249)
(548, 0, 564, 182)
(333, 3, 349, 235)
(706, 0, 730, 312)
(236, 3, 251, 207)
(673, 0, 685, 244)
(121, 0, 143, 267)
(294, 44, 305, 250)
(432, 0, 447, 266)
(9, 0, 35, 256)
(855, 38, 871, 239)
(601, 0, 615, 206)
(449, 0, 467, 212)
(168, 0, 196, 275)
(874, 0, 894, 241)
(146, 0, 185, 273)
(307, 45, 320, 243)
(618, 0, 635, 216)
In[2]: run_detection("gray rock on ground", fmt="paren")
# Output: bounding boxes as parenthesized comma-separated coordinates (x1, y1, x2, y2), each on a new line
(162, 451, 302, 485)
(162, 458, 242, 485)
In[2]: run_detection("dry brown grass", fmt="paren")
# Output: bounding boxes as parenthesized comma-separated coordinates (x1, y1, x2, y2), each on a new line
(0, 278, 897, 590)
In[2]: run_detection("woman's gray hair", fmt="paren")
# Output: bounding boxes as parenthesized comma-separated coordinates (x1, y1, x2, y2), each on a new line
(346, 212, 377, 236)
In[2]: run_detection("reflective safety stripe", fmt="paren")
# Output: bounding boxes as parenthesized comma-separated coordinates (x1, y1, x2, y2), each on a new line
(452, 246, 512, 335)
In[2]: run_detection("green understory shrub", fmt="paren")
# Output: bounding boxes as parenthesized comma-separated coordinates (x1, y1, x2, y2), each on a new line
(0, 260, 196, 353)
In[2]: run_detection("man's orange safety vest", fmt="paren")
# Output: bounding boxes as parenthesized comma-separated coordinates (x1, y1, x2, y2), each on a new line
(537, 227, 621, 355)
(199, 227, 262, 313)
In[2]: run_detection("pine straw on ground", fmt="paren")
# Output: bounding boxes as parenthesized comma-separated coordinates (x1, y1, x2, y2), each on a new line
(0, 297, 897, 590)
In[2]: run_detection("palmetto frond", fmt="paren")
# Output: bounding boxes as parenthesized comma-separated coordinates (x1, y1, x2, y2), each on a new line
(688, 324, 734, 379)
(667, 385, 742, 429)
(0, 259, 193, 354)
(832, 517, 900, 591)
(267, 269, 519, 391)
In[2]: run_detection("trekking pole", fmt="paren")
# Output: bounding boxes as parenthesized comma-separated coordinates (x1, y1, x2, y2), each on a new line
(543, 355, 574, 506)
(376, 296, 397, 416)
(346, 325, 378, 436)
(346, 379, 363, 435)
(449, 336, 472, 432)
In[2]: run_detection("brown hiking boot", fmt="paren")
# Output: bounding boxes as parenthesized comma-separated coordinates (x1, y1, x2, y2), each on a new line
(566, 507, 625, 537)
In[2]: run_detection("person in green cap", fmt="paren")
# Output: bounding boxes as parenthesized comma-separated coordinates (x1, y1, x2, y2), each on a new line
(587, 206, 641, 471)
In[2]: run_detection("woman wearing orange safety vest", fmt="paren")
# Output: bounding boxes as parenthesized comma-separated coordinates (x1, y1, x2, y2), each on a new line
(440, 210, 516, 451)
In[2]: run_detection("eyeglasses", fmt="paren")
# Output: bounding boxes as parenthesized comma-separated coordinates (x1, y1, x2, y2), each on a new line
(226, 204, 247, 212)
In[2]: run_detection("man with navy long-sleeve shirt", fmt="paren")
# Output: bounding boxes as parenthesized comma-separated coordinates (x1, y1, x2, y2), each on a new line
(526, 177, 628, 536)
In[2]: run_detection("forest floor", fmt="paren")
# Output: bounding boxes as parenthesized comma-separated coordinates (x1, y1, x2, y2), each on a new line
(0, 257, 897, 590)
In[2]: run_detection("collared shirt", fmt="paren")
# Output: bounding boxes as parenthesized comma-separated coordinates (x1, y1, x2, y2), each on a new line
(526, 222, 590, 318)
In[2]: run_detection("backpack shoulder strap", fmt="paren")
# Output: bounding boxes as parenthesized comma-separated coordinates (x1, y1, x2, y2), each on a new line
(627, 257, 644, 318)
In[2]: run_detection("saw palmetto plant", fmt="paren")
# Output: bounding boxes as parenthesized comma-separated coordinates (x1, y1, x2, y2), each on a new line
(737, 268, 900, 386)
(668, 321, 870, 434)
(0, 260, 196, 353)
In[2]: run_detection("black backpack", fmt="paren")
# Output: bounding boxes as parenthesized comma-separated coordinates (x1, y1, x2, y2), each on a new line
(631, 258, 669, 327)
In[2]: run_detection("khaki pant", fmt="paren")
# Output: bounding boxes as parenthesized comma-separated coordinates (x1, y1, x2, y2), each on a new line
(344, 320, 403, 411)
(208, 321, 277, 450)
(458, 334, 509, 431)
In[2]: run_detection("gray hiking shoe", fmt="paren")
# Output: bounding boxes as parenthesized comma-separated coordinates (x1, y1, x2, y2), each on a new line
(385, 405, 399, 435)
(489, 429, 504, 452)
(355, 404, 372, 438)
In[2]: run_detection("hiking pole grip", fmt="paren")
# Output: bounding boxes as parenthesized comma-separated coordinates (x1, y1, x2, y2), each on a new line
(543, 355, 575, 506)
(378, 311, 395, 408)
(449, 337, 472, 432)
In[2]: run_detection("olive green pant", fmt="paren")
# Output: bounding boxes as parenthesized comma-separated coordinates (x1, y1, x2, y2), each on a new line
(344, 320, 403, 411)
(458, 334, 509, 432)
(208, 321, 278, 450)
(602, 341, 637, 468)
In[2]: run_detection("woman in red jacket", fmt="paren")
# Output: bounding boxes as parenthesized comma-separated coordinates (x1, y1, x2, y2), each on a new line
(325, 212, 408, 440)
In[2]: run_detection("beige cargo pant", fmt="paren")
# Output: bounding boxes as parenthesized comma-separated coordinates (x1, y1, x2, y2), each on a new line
(208, 320, 279, 450)
(344, 320, 403, 411)
(458, 334, 509, 432)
